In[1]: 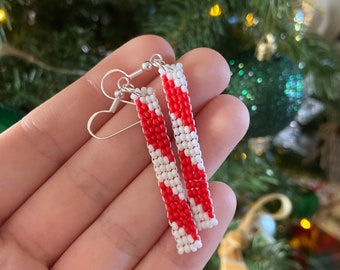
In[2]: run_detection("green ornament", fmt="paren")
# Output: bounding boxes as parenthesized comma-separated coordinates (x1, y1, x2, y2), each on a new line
(227, 51, 304, 137)
(289, 188, 319, 218)
(0, 103, 25, 132)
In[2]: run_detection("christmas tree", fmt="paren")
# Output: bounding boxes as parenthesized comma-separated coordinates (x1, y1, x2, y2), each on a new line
(1, 0, 339, 269)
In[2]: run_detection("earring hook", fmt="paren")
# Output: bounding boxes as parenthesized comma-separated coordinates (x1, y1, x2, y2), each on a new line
(87, 109, 141, 140)
(87, 61, 154, 140)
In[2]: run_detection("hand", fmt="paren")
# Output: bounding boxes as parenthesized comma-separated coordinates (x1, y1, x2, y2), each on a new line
(0, 35, 249, 269)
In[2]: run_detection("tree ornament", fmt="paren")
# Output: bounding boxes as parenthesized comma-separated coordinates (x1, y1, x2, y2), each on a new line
(0, 103, 24, 132)
(289, 187, 319, 218)
(273, 121, 319, 158)
(255, 33, 278, 61)
(227, 51, 304, 137)
(218, 193, 292, 270)
(295, 96, 325, 125)
(256, 214, 277, 243)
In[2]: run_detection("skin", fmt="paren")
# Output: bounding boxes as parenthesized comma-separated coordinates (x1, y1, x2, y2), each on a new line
(0, 35, 249, 270)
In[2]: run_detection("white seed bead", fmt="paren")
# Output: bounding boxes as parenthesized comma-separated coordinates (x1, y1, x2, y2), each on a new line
(171, 169, 178, 177)
(191, 131, 197, 139)
(147, 87, 153, 94)
(172, 187, 178, 195)
(174, 79, 181, 87)
(178, 228, 186, 236)
(147, 103, 153, 111)
(183, 236, 189, 245)
(190, 245, 197, 252)
(163, 156, 169, 164)
(153, 158, 160, 167)
(173, 230, 180, 239)
(198, 162, 205, 170)
(172, 222, 178, 230)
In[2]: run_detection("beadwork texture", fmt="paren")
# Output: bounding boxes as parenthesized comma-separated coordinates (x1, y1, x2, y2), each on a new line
(158, 63, 218, 230)
(131, 86, 202, 254)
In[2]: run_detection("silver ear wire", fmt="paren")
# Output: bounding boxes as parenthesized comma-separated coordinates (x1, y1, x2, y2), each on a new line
(87, 87, 140, 140)
(87, 60, 154, 140)
(87, 108, 141, 140)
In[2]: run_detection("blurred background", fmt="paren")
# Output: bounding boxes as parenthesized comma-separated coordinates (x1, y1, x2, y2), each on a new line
(0, 0, 339, 269)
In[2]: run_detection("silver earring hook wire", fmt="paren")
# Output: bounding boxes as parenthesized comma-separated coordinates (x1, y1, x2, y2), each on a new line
(87, 60, 155, 140)
(87, 109, 141, 140)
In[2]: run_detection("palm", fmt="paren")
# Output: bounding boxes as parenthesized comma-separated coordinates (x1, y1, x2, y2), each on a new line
(0, 35, 248, 269)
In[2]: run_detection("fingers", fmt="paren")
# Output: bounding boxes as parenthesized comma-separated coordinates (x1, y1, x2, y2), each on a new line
(2, 47, 233, 265)
(0, 35, 175, 224)
(135, 182, 236, 270)
(52, 94, 248, 270)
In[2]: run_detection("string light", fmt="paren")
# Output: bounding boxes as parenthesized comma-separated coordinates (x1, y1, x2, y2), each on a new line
(245, 13, 254, 27)
(240, 152, 247, 160)
(245, 12, 259, 27)
(209, 4, 222, 17)
(0, 8, 6, 23)
(299, 218, 311, 230)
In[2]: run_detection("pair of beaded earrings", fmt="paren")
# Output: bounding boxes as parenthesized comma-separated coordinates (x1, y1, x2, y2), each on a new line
(87, 54, 218, 254)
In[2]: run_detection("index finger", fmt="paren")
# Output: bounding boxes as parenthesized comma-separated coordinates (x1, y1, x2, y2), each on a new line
(0, 35, 175, 224)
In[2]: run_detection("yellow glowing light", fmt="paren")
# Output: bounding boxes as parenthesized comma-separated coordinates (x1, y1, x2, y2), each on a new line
(240, 152, 247, 160)
(295, 34, 302, 42)
(209, 4, 222, 17)
(0, 9, 6, 23)
(300, 218, 311, 230)
(245, 13, 254, 27)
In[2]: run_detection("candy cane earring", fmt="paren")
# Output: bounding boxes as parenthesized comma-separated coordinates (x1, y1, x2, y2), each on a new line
(151, 55, 218, 230)
(131, 86, 202, 254)
(87, 65, 202, 254)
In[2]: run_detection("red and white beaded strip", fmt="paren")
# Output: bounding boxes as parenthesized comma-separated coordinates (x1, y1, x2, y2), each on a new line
(131, 86, 202, 254)
(158, 63, 218, 230)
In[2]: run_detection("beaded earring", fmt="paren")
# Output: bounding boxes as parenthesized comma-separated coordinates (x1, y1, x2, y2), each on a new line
(152, 56, 218, 230)
(131, 86, 202, 254)
(87, 54, 218, 254)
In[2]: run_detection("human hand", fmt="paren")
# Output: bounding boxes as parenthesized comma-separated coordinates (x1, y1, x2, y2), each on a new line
(0, 35, 249, 269)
